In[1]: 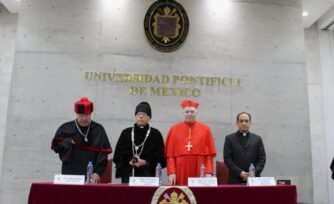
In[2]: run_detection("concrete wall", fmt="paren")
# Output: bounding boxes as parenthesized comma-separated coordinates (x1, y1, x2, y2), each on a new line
(0, 3, 18, 201)
(1, 0, 313, 203)
(304, 24, 329, 204)
(317, 28, 334, 204)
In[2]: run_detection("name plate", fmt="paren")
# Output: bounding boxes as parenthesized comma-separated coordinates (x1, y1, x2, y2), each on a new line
(277, 179, 291, 185)
(188, 177, 218, 187)
(129, 177, 159, 186)
(53, 174, 85, 185)
(247, 177, 276, 186)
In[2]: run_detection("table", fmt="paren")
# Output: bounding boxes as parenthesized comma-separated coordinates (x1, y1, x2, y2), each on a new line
(28, 182, 297, 204)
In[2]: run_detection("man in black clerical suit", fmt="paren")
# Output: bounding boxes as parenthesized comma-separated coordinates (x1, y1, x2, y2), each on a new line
(223, 112, 266, 184)
(331, 157, 334, 180)
(51, 97, 112, 183)
(113, 102, 166, 183)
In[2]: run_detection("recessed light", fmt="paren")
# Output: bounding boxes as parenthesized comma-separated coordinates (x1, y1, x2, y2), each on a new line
(302, 11, 309, 17)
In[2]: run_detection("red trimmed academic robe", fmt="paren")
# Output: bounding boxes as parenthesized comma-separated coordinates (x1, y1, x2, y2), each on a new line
(165, 121, 216, 185)
(51, 120, 112, 176)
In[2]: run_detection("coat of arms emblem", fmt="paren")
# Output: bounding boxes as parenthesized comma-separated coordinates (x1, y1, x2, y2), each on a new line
(144, 0, 189, 52)
(151, 186, 197, 204)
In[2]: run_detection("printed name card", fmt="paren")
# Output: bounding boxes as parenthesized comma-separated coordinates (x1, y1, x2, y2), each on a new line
(188, 177, 218, 187)
(247, 177, 276, 186)
(129, 177, 159, 186)
(53, 174, 85, 185)
(276, 179, 291, 185)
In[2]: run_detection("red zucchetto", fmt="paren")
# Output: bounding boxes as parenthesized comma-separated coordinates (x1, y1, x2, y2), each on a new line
(74, 97, 94, 114)
(181, 99, 199, 109)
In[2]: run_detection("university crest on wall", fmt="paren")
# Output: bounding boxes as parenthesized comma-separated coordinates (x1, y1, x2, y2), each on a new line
(144, 0, 189, 52)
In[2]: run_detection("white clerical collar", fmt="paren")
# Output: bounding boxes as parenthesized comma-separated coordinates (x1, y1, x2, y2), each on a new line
(238, 131, 248, 136)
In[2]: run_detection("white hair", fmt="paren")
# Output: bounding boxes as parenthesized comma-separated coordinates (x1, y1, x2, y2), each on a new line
(183, 106, 198, 113)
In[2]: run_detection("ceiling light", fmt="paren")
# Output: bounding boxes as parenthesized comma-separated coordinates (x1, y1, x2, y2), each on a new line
(302, 11, 309, 17)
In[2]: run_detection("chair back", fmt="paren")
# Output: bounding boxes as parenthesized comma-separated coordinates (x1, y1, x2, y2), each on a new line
(100, 158, 112, 183)
(216, 160, 229, 184)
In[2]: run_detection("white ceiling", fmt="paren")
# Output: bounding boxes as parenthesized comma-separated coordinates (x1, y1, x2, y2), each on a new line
(1, 0, 334, 29)
(302, 0, 334, 28)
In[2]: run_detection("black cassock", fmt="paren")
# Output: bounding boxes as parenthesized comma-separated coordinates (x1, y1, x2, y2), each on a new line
(51, 120, 112, 176)
(224, 131, 266, 184)
(113, 124, 166, 183)
(331, 157, 334, 180)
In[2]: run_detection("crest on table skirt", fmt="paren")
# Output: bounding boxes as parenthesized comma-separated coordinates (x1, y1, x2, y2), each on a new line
(151, 186, 197, 204)
(144, 0, 189, 52)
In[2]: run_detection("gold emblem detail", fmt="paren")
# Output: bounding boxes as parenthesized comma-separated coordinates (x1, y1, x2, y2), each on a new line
(151, 186, 197, 204)
(159, 191, 189, 204)
(153, 6, 181, 44)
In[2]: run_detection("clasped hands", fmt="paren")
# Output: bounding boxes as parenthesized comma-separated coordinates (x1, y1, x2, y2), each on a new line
(240, 171, 249, 181)
(129, 155, 147, 167)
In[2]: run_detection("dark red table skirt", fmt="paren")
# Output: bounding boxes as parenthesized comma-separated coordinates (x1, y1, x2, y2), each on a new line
(28, 182, 297, 204)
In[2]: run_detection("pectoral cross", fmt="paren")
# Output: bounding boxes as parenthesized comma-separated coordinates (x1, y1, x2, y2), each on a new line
(185, 142, 192, 151)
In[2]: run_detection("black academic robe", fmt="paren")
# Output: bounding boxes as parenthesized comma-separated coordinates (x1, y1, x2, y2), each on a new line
(331, 157, 334, 180)
(223, 131, 266, 184)
(113, 124, 166, 183)
(51, 120, 112, 176)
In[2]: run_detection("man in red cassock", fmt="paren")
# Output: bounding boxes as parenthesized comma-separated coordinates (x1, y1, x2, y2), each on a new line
(165, 99, 217, 185)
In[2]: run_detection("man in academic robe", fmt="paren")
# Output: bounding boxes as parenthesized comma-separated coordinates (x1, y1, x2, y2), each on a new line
(224, 112, 266, 184)
(165, 99, 217, 185)
(113, 102, 166, 183)
(51, 97, 112, 183)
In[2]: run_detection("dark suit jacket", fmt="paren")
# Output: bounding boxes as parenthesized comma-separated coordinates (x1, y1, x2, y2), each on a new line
(331, 157, 334, 180)
(223, 131, 266, 184)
